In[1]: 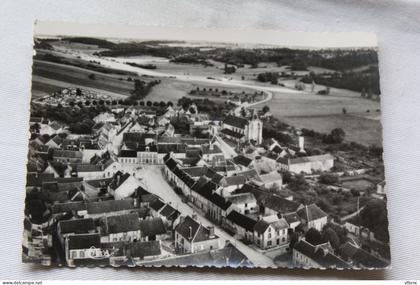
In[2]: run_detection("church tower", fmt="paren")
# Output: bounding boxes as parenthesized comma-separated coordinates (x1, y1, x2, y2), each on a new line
(247, 109, 263, 144)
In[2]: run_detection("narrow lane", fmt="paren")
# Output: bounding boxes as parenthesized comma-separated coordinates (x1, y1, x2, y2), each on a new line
(138, 165, 276, 267)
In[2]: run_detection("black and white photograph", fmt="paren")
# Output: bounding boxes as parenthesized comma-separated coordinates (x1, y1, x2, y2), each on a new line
(22, 22, 390, 270)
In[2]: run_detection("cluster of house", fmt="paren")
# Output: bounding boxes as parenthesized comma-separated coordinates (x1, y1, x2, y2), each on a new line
(24, 99, 388, 268)
(163, 152, 329, 249)
(24, 167, 251, 267)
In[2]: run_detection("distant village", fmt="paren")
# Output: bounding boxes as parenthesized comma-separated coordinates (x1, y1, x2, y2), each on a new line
(23, 86, 389, 269)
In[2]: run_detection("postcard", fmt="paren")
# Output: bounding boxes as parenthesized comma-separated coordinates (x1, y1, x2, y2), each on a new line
(23, 22, 389, 269)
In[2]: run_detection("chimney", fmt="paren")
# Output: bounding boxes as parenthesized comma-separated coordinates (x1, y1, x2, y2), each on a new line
(179, 216, 185, 225)
(208, 226, 215, 238)
(116, 173, 121, 186)
(298, 136, 305, 152)
(188, 226, 193, 239)
(192, 213, 197, 221)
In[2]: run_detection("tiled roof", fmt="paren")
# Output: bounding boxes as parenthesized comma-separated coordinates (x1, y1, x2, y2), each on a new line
(139, 217, 166, 237)
(26, 173, 55, 187)
(340, 241, 388, 268)
(105, 213, 140, 234)
(253, 219, 270, 234)
(233, 155, 252, 167)
(172, 166, 196, 187)
(237, 169, 261, 182)
(159, 204, 180, 220)
(58, 218, 95, 234)
(87, 199, 137, 214)
(85, 178, 112, 189)
(164, 157, 178, 171)
(150, 199, 165, 212)
(51, 201, 86, 214)
(53, 149, 83, 159)
(294, 239, 351, 269)
(226, 193, 256, 205)
(119, 150, 137, 158)
(226, 210, 257, 232)
(181, 166, 206, 178)
(259, 171, 283, 184)
(108, 172, 131, 190)
(297, 204, 328, 222)
(220, 128, 244, 139)
(221, 175, 246, 187)
(223, 116, 249, 129)
(68, 233, 101, 250)
(175, 216, 217, 242)
(263, 194, 303, 214)
(282, 212, 301, 224)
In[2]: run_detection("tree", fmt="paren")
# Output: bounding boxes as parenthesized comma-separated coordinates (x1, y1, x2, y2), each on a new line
(323, 128, 346, 144)
(188, 106, 196, 114)
(98, 100, 104, 105)
(305, 228, 323, 245)
(288, 174, 310, 192)
(322, 227, 341, 251)
(262, 105, 270, 114)
(360, 199, 389, 243)
(369, 144, 383, 157)
(167, 101, 173, 107)
(139, 101, 145, 106)
(342, 107, 347, 114)
(88, 73, 96, 80)
(159, 101, 166, 108)
(146, 101, 152, 107)
(85, 100, 91, 106)
(319, 173, 339, 185)
(240, 107, 246, 117)
(281, 170, 292, 184)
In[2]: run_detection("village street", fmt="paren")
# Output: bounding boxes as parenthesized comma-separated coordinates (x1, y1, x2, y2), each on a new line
(136, 165, 276, 268)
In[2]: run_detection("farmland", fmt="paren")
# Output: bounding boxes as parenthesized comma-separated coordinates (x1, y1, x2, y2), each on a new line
(32, 40, 383, 146)
(31, 60, 137, 99)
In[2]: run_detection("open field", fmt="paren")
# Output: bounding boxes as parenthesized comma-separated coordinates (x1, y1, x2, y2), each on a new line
(32, 60, 135, 98)
(32, 47, 383, 146)
(281, 114, 382, 146)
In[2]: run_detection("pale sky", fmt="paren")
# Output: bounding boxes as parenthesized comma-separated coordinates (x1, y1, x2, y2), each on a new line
(34, 21, 377, 49)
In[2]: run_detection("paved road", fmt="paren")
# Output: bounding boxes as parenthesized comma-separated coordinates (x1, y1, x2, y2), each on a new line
(138, 165, 276, 268)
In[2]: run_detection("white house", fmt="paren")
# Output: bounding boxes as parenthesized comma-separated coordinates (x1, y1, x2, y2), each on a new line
(107, 172, 141, 200)
(297, 204, 328, 232)
(253, 215, 289, 249)
(174, 215, 220, 254)
(277, 154, 334, 174)
(220, 114, 263, 144)
(226, 192, 258, 215)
